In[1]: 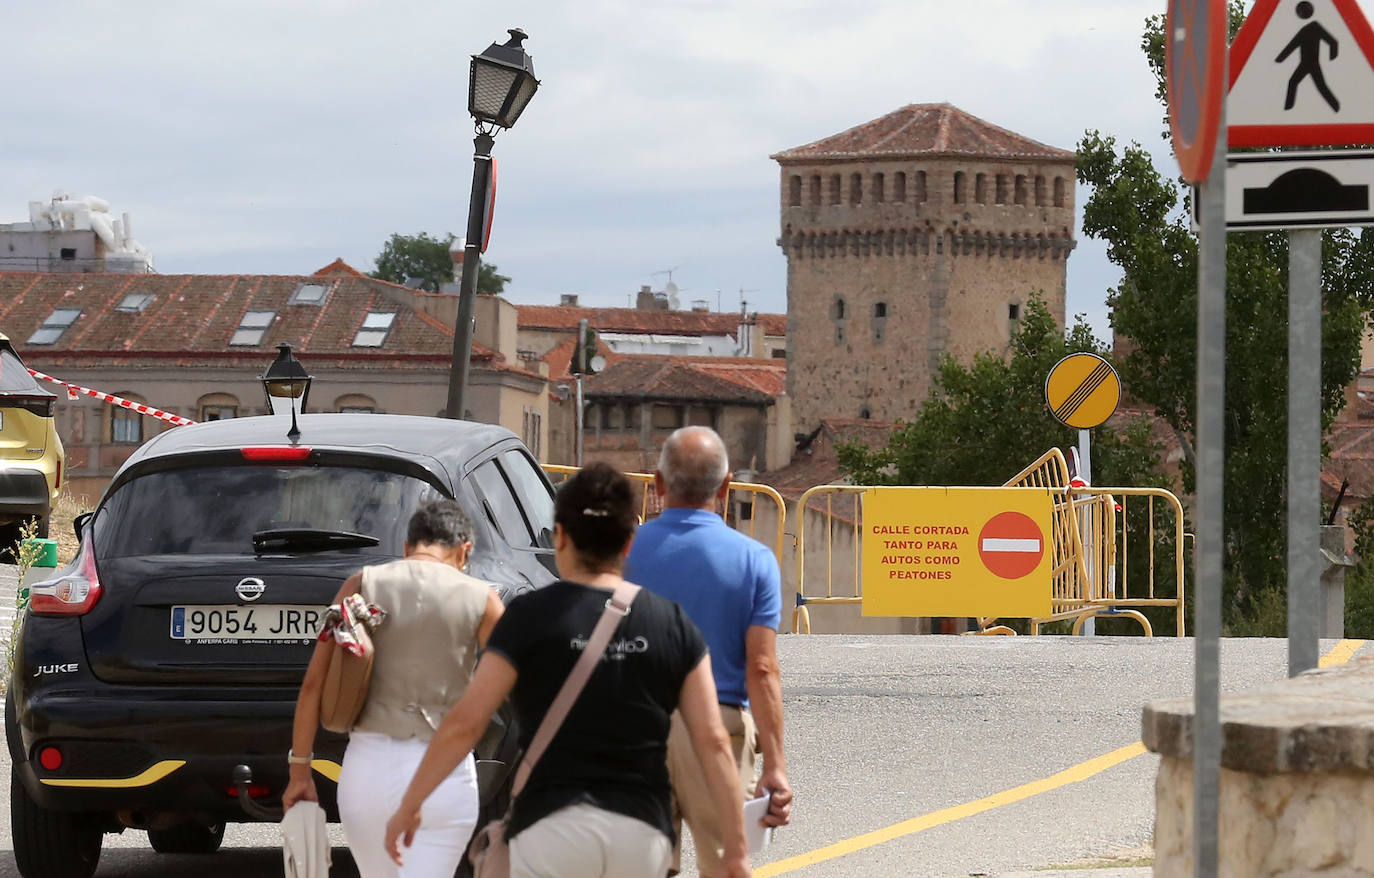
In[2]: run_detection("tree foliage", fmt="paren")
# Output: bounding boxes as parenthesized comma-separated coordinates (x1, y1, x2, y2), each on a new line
(838, 295, 1165, 490)
(1076, 8, 1373, 624)
(370, 232, 510, 295)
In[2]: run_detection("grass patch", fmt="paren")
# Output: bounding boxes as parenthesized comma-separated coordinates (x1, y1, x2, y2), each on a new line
(51, 490, 93, 568)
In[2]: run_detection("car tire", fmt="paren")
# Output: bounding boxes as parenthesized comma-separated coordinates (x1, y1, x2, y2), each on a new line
(11, 764, 103, 878)
(147, 821, 225, 855)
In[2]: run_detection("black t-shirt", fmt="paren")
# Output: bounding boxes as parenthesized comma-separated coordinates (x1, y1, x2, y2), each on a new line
(484, 579, 708, 841)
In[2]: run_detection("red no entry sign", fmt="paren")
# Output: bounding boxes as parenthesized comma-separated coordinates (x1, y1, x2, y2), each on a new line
(978, 511, 1045, 580)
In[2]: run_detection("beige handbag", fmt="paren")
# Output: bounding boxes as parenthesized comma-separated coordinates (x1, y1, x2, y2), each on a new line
(468, 583, 640, 877)
(317, 593, 383, 734)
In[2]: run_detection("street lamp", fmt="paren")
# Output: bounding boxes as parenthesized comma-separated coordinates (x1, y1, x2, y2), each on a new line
(261, 343, 312, 441)
(446, 28, 540, 420)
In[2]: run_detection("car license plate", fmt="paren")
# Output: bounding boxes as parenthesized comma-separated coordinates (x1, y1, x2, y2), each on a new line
(170, 604, 323, 643)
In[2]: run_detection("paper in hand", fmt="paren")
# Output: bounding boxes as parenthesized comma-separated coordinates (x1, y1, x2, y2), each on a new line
(744, 793, 775, 854)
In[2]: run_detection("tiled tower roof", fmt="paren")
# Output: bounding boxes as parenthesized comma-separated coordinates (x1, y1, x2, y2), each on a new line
(771, 103, 1074, 163)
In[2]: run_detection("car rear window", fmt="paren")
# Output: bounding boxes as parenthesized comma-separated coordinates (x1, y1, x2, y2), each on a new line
(94, 464, 438, 558)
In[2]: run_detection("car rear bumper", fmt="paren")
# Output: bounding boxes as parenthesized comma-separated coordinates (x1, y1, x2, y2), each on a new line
(13, 688, 347, 821)
(0, 467, 51, 520)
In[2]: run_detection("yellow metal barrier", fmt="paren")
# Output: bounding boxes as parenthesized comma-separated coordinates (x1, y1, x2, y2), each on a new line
(540, 464, 788, 566)
(791, 485, 867, 634)
(789, 448, 1189, 636)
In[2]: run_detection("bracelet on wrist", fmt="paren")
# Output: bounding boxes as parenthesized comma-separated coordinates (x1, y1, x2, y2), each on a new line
(287, 749, 313, 766)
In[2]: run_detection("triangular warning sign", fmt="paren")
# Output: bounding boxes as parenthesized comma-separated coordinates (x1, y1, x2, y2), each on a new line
(1229, 0, 1374, 146)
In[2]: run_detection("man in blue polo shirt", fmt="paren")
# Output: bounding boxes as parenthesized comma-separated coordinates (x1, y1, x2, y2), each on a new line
(625, 426, 792, 877)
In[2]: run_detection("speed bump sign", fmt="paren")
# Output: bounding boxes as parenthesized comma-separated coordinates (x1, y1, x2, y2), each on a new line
(1045, 353, 1120, 430)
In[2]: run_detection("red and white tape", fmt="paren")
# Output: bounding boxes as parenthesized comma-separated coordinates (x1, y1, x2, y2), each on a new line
(26, 368, 198, 427)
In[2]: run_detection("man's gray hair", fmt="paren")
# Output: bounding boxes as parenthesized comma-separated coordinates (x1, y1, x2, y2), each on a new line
(659, 426, 730, 505)
(407, 499, 474, 547)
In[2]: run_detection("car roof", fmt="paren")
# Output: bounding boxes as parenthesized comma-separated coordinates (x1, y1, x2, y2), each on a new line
(123, 413, 520, 485)
(0, 337, 57, 398)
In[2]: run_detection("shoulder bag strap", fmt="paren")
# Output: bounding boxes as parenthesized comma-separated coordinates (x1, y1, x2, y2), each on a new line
(510, 581, 640, 797)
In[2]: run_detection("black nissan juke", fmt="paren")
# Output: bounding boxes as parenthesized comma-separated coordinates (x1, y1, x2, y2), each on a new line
(6, 413, 558, 878)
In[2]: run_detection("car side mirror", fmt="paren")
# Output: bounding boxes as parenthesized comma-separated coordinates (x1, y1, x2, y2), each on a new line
(73, 511, 93, 540)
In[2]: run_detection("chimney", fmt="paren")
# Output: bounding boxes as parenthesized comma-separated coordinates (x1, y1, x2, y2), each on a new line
(560, 293, 580, 307)
(636, 285, 659, 310)
(691, 299, 710, 312)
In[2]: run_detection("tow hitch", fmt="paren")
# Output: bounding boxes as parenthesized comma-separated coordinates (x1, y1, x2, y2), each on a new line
(232, 764, 284, 821)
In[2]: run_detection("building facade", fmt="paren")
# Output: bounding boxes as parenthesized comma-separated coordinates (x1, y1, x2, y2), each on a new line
(772, 103, 1076, 432)
(0, 262, 548, 500)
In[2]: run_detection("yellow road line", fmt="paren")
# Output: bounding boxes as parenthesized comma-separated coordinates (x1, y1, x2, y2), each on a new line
(1319, 638, 1364, 668)
(757, 638, 1367, 876)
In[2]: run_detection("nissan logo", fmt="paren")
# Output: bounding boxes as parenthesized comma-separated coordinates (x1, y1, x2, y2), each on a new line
(235, 578, 266, 602)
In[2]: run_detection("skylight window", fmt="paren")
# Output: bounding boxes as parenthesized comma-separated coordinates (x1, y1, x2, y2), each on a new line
(230, 310, 276, 346)
(116, 293, 154, 313)
(353, 312, 395, 347)
(289, 282, 329, 305)
(27, 308, 82, 345)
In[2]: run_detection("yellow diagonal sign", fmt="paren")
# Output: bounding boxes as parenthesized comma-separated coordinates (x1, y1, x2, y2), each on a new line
(1045, 353, 1120, 430)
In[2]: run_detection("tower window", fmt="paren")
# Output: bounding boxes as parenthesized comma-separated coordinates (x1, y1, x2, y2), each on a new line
(859, 406, 872, 420)
(789, 175, 802, 206)
(1034, 175, 1047, 206)
(1015, 175, 1028, 205)
(894, 172, 907, 202)
(810, 175, 822, 205)
(831, 296, 847, 320)
(850, 173, 862, 205)
(1053, 177, 1067, 207)
(872, 301, 888, 343)
(916, 170, 928, 203)
(873, 172, 885, 203)
(1009, 303, 1021, 320)
(829, 174, 842, 205)
(953, 171, 966, 205)
(996, 174, 1009, 204)
(874, 302, 887, 318)
(975, 173, 988, 204)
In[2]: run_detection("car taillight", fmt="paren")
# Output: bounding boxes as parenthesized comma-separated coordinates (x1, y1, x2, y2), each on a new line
(241, 447, 312, 462)
(29, 536, 101, 615)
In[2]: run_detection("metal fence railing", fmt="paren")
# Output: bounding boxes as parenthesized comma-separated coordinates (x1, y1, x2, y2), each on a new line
(541, 464, 788, 567)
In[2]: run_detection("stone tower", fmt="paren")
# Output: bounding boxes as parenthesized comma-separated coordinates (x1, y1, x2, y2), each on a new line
(772, 103, 1076, 431)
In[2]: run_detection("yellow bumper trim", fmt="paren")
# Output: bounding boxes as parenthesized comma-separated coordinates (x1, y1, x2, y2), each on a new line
(311, 759, 342, 782)
(40, 759, 186, 788)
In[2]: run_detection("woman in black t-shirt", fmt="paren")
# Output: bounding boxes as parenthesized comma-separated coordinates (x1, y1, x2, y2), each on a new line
(385, 463, 751, 878)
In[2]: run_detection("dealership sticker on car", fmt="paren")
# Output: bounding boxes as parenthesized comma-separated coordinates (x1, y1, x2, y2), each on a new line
(170, 605, 323, 643)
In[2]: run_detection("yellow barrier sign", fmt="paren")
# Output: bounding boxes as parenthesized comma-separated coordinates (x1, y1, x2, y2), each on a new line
(861, 487, 1054, 618)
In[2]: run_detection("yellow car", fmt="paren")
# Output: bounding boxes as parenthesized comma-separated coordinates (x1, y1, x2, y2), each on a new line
(0, 335, 63, 540)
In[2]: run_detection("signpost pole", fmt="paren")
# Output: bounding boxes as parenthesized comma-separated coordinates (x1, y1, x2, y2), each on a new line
(1194, 97, 1226, 878)
(1078, 428, 1095, 637)
(1288, 229, 1322, 676)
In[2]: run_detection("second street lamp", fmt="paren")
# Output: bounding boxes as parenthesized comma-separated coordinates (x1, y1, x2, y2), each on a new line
(446, 28, 539, 420)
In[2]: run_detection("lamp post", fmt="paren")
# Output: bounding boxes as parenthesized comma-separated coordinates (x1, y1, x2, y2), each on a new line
(261, 343, 312, 442)
(446, 28, 540, 420)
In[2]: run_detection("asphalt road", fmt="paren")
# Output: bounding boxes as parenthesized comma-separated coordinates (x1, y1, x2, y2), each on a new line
(0, 560, 1352, 877)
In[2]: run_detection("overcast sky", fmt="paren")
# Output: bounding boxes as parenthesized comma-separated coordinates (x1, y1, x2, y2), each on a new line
(2, 0, 1182, 339)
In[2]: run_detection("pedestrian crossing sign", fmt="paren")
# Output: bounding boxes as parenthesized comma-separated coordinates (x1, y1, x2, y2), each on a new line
(1229, 0, 1374, 147)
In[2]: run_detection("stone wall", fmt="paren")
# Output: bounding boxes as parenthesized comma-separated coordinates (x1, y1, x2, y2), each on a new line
(778, 155, 1074, 432)
(1144, 658, 1374, 876)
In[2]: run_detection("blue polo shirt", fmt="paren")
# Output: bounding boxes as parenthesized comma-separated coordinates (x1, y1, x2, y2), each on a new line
(625, 508, 782, 707)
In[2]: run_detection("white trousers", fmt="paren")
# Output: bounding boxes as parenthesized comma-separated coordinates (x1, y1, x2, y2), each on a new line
(337, 730, 479, 878)
(510, 803, 671, 878)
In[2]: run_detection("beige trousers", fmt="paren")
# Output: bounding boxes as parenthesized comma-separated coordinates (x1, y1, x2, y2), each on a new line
(510, 803, 671, 878)
(666, 705, 757, 877)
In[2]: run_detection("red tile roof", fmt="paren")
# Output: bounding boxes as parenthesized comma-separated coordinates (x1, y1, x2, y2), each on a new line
(518, 304, 785, 338)
(583, 355, 786, 405)
(771, 103, 1075, 163)
(313, 258, 366, 277)
(0, 271, 502, 370)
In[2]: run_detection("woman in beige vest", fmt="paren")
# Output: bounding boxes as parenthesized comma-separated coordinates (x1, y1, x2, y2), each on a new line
(284, 500, 504, 877)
